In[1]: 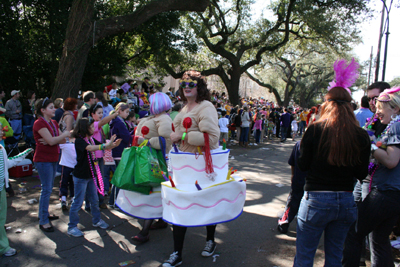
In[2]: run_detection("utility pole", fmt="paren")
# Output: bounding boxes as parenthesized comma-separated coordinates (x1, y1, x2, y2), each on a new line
(382, 1, 390, 81)
(368, 46, 373, 86)
(375, 1, 386, 82)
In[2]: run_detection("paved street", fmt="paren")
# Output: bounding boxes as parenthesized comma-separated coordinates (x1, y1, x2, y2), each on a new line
(1, 139, 327, 267)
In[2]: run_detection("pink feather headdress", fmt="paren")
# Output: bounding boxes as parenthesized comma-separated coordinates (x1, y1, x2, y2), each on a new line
(327, 58, 360, 95)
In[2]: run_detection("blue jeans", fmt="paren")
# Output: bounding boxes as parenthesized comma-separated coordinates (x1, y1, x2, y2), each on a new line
(68, 176, 101, 230)
(36, 162, 57, 225)
(299, 121, 306, 135)
(255, 129, 261, 143)
(239, 127, 249, 142)
(85, 158, 105, 206)
(9, 119, 22, 139)
(342, 188, 400, 267)
(23, 114, 34, 127)
(111, 97, 121, 106)
(294, 191, 357, 267)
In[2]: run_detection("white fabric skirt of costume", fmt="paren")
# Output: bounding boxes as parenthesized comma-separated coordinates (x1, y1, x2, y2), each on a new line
(116, 186, 162, 219)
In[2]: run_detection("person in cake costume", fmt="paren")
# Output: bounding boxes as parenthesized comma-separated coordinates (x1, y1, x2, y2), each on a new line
(115, 92, 173, 243)
(162, 70, 246, 267)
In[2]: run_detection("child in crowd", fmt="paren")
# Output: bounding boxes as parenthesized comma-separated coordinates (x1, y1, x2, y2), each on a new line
(118, 89, 127, 102)
(277, 141, 307, 234)
(88, 103, 120, 209)
(125, 110, 137, 135)
(260, 114, 266, 143)
(67, 118, 121, 237)
(267, 117, 274, 140)
(108, 103, 132, 207)
(218, 110, 229, 142)
(109, 86, 121, 106)
(59, 139, 76, 210)
(253, 113, 262, 145)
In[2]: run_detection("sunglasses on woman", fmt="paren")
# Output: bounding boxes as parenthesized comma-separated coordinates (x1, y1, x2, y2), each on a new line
(180, 79, 198, 89)
(376, 93, 391, 102)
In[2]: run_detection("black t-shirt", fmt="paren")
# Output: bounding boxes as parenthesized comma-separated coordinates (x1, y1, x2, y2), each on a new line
(298, 123, 371, 191)
(73, 137, 101, 179)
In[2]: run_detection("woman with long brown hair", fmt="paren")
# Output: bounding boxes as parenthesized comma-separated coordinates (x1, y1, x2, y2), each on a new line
(293, 59, 371, 266)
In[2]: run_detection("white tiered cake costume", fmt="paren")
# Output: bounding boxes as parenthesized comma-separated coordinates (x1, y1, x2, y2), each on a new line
(161, 146, 246, 227)
(116, 186, 163, 219)
(115, 113, 173, 220)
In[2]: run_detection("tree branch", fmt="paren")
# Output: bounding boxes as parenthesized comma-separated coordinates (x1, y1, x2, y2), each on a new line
(240, 0, 296, 73)
(95, 0, 210, 42)
(245, 71, 282, 106)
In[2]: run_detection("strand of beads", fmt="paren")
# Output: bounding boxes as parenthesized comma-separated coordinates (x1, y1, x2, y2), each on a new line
(368, 164, 379, 192)
(364, 113, 379, 130)
(84, 137, 105, 195)
(9, 148, 32, 160)
(381, 114, 400, 136)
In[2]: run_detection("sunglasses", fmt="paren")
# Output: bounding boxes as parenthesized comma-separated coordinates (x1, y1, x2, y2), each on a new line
(180, 79, 197, 89)
(376, 93, 391, 102)
(42, 97, 49, 108)
(367, 96, 378, 103)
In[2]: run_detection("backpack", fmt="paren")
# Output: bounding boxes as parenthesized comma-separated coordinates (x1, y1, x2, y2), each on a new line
(234, 113, 241, 127)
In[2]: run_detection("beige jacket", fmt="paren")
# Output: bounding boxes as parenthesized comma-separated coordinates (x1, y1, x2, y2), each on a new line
(135, 113, 172, 151)
(173, 100, 220, 153)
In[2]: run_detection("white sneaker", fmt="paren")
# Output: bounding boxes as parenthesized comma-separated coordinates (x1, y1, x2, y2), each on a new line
(201, 240, 217, 257)
(68, 227, 84, 237)
(254, 143, 258, 146)
(163, 251, 182, 267)
(92, 219, 109, 229)
(3, 247, 17, 257)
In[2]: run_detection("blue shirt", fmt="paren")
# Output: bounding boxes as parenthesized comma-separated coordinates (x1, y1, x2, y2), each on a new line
(354, 107, 373, 127)
(100, 103, 114, 119)
(280, 112, 291, 128)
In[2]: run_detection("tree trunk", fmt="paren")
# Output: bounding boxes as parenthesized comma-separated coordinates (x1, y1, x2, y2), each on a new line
(227, 78, 240, 106)
(52, 0, 95, 99)
(52, 0, 210, 100)
(299, 92, 306, 108)
(223, 68, 241, 106)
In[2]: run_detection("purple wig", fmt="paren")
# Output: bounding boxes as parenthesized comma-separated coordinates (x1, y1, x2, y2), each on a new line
(149, 92, 173, 115)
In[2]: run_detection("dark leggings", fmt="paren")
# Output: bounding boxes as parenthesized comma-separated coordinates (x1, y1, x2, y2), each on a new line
(173, 224, 217, 257)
